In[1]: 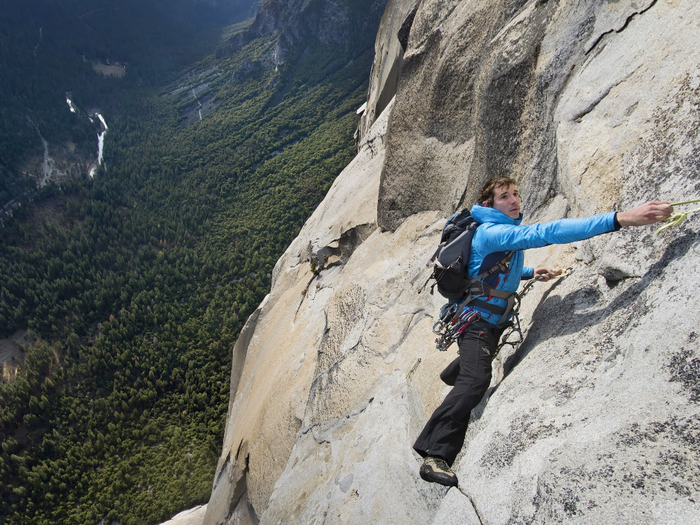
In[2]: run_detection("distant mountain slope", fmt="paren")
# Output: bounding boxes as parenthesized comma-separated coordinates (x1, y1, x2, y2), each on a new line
(0, 0, 257, 207)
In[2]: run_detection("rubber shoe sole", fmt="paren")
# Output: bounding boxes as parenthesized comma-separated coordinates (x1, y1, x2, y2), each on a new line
(419, 457, 458, 487)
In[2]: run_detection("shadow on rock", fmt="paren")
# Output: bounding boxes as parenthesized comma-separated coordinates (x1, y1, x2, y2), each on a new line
(503, 232, 698, 378)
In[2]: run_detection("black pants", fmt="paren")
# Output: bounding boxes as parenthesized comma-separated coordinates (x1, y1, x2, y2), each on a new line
(413, 323, 504, 466)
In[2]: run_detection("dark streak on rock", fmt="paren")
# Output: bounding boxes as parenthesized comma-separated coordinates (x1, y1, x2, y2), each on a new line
(585, 0, 659, 55)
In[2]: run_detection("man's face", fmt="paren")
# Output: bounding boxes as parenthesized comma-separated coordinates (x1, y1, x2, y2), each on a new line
(486, 184, 521, 219)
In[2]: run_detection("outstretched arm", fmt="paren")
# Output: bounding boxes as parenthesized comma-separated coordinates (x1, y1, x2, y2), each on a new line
(476, 201, 674, 254)
(616, 201, 673, 227)
(520, 203, 671, 284)
(528, 202, 672, 282)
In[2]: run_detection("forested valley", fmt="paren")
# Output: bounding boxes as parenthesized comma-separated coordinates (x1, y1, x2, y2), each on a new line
(0, 1, 379, 523)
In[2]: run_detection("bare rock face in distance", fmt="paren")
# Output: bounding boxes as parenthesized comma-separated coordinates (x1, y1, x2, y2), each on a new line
(203, 1, 700, 524)
(357, 0, 419, 142)
(225, 0, 390, 62)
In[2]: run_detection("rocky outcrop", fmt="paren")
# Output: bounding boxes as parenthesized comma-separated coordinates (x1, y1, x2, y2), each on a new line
(202, 101, 395, 525)
(205, 0, 700, 523)
(158, 505, 207, 525)
(357, 0, 418, 141)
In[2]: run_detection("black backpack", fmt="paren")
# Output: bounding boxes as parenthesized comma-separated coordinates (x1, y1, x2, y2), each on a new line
(425, 209, 513, 302)
(431, 209, 479, 299)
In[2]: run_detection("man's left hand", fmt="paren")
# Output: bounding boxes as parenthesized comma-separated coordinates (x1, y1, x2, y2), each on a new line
(533, 268, 562, 281)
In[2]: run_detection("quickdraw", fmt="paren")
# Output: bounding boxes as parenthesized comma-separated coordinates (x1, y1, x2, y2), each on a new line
(655, 198, 700, 234)
(497, 312, 523, 351)
(497, 267, 572, 351)
(432, 299, 482, 352)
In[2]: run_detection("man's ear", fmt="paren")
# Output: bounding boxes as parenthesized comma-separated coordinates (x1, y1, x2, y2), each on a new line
(482, 201, 490, 207)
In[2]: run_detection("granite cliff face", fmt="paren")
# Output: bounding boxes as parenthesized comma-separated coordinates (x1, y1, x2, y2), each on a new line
(203, 1, 700, 523)
(219, 0, 389, 63)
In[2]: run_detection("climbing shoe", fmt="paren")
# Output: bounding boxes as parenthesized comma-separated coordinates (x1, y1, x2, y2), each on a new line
(419, 456, 458, 487)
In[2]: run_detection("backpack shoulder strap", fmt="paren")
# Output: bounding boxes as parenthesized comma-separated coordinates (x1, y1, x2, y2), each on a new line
(470, 251, 513, 284)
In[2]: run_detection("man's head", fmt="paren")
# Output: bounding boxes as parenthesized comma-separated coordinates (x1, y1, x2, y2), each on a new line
(478, 177, 521, 219)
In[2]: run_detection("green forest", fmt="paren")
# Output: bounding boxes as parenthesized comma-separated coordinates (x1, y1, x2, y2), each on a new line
(0, 1, 380, 523)
(0, 0, 252, 205)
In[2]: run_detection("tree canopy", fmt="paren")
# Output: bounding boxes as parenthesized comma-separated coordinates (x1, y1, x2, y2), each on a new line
(0, 3, 373, 523)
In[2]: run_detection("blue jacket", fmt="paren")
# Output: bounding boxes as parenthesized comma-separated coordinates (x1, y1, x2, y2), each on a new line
(467, 204, 618, 325)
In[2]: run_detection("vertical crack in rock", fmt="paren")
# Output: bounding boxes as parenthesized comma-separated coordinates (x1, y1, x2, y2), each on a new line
(359, 0, 418, 140)
(229, 443, 250, 510)
(373, 5, 418, 121)
(206, 440, 253, 525)
(214, 452, 232, 490)
(397, 6, 418, 51)
(229, 307, 262, 401)
(294, 272, 321, 320)
(457, 487, 488, 525)
(584, 0, 658, 55)
(223, 452, 259, 525)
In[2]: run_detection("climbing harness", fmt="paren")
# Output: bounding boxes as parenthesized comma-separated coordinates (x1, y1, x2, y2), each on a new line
(432, 267, 572, 352)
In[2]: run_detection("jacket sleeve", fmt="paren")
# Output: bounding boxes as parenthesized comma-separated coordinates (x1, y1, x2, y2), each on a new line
(478, 212, 617, 253)
(521, 266, 534, 280)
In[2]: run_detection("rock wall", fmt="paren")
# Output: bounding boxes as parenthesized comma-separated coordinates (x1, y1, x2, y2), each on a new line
(376, 0, 683, 231)
(204, 0, 700, 523)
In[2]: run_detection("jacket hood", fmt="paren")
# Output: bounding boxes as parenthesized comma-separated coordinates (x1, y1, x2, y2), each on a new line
(470, 204, 523, 225)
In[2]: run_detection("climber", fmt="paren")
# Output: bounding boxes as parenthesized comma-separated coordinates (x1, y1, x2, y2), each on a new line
(414, 177, 673, 487)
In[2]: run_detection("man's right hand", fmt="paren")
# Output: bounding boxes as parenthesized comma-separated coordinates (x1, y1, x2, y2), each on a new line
(617, 201, 673, 227)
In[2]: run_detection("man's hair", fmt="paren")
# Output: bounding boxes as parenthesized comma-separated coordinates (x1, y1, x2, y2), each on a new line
(478, 177, 517, 206)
